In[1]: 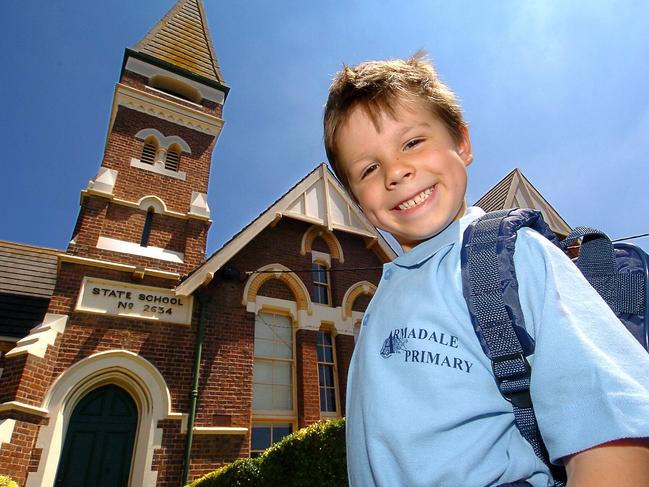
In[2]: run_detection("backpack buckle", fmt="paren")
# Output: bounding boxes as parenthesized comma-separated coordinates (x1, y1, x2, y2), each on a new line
(491, 353, 533, 409)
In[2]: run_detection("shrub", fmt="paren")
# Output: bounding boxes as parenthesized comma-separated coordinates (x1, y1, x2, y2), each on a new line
(190, 458, 261, 487)
(189, 418, 346, 487)
(0, 475, 18, 487)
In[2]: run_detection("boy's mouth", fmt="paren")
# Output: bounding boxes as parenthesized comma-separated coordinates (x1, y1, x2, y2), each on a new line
(395, 186, 435, 211)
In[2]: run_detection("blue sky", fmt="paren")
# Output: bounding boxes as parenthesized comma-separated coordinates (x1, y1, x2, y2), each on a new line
(2, 1, 648, 254)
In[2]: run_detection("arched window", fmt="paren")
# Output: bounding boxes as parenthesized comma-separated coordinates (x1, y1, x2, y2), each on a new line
(140, 207, 154, 247)
(141, 137, 157, 165)
(165, 144, 181, 172)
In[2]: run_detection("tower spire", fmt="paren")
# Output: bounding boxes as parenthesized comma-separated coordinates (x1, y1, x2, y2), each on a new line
(133, 0, 225, 84)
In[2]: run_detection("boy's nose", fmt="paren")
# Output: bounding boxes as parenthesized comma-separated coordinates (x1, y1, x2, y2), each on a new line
(385, 160, 414, 188)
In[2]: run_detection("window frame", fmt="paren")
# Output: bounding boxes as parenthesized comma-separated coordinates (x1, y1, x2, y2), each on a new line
(316, 328, 340, 417)
(252, 310, 297, 419)
(250, 421, 293, 458)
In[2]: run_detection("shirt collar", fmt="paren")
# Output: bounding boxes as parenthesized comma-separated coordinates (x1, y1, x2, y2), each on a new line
(392, 206, 485, 268)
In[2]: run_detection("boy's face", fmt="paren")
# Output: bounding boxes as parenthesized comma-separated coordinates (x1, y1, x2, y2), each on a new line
(337, 98, 472, 251)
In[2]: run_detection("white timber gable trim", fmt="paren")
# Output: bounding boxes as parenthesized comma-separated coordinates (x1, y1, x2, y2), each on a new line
(284, 164, 376, 237)
(175, 164, 396, 296)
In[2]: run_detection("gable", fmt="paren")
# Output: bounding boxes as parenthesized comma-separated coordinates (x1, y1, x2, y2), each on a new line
(175, 164, 396, 296)
(475, 169, 571, 236)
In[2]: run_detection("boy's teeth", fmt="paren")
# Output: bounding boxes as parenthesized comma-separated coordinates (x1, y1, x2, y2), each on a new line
(398, 187, 433, 210)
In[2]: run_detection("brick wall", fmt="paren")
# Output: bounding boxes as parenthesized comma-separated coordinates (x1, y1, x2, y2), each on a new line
(296, 329, 320, 428)
(106, 106, 215, 209)
(67, 194, 209, 275)
(227, 219, 383, 309)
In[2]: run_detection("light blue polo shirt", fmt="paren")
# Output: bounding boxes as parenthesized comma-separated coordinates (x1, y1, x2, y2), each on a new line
(346, 207, 649, 487)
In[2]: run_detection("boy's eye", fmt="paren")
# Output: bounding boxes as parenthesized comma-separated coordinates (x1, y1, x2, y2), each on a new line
(361, 163, 379, 179)
(404, 138, 423, 150)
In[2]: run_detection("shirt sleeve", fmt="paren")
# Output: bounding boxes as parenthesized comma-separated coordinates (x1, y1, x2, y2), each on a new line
(513, 227, 649, 463)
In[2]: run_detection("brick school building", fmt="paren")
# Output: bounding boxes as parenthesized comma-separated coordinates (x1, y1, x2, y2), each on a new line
(0, 1, 570, 486)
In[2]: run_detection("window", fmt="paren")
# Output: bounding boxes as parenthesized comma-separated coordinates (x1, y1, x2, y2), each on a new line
(165, 145, 181, 171)
(317, 331, 337, 413)
(312, 262, 330, 305)
(253, 312, 293, 412)
(141, 137, 157, 165)
(140, 207, 154, 247)
(250, 423, 292, 458)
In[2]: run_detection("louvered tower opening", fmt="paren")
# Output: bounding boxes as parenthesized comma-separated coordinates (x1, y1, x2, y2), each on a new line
(165, 146, 181, 171)
(141, 139, 157, 165)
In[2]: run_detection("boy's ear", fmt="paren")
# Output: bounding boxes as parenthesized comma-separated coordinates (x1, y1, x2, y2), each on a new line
(457, 126, 473, 167)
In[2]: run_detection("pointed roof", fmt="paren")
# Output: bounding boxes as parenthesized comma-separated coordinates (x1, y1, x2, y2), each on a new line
(133, 0, 225, 84)
(175, 164, 397, 296)
(474, 168, 571, 236)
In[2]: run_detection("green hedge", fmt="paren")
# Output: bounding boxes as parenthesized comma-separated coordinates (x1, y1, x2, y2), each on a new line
(189, 418, 346, 487)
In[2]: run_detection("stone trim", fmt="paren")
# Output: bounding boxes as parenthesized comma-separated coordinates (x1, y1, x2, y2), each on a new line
(134, 128, 192, 153)
(130, 157, 187, 181)
(0, 419, 16, 445)
(96, 236, 184, 264)
(192, 426, 248, 435)
(300, 225, 344, 262)
(112, 83, 224, 136)
(58, 254, 180, 280)
(342, 281, 376, 319)
(0, 402, 49, 417)
(242, 264, 311, 314)
(86, 167, 118, 196)
(80, 191, 210, 222)
(5, 314, 68, 359)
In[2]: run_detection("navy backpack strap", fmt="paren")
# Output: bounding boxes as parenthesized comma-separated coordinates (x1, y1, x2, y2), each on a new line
(461, 208, 566, 486)
(560, 227, 646, 317)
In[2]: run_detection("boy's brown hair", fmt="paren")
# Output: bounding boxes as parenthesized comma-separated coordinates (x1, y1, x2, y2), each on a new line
(323, 52, 467, 193)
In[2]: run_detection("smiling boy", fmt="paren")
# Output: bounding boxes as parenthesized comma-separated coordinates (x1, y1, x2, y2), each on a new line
(324, 54, 649, 486)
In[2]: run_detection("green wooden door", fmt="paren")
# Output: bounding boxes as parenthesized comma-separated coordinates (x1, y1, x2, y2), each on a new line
(54, 384, 137, 487)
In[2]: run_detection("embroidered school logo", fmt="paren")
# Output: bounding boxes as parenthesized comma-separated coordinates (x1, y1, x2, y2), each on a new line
(380, 332, 408, 358)
(379, 326, 474, 373)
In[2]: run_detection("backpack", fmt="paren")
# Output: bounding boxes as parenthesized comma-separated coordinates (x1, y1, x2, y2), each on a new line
(460, 208, 649, 487)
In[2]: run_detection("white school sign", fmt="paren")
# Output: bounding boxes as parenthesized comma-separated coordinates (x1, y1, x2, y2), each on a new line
(76, 277, 193, 325)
